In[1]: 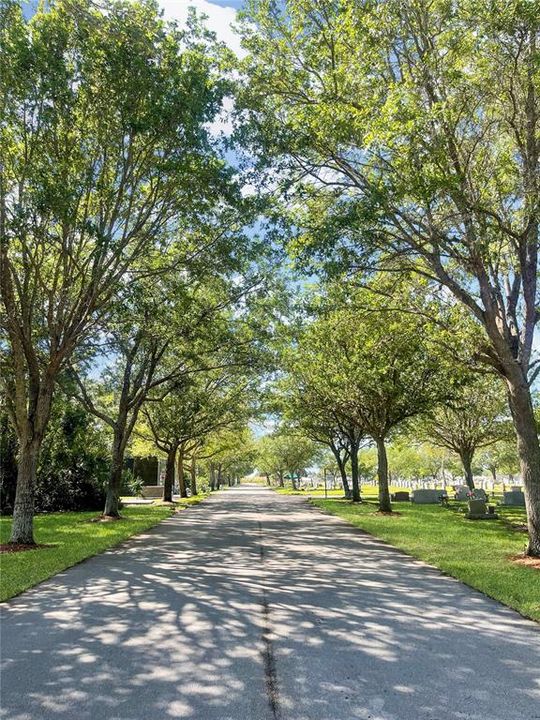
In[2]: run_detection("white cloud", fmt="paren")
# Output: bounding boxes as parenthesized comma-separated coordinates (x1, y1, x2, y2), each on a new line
(207, 94, 235, 137)
(159, 0, 244, 57)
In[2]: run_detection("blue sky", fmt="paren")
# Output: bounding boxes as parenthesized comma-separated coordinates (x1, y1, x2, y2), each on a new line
(205, 0, 243, 7)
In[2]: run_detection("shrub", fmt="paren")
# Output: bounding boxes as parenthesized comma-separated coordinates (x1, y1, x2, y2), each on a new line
(34, 403, 110, 512)
(121, 468, 145, 497)
(0, 415, 18, 515)
(0, 400, 111, 515)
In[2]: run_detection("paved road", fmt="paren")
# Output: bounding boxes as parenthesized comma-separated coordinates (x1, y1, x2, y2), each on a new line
(1, 486, 539, 720)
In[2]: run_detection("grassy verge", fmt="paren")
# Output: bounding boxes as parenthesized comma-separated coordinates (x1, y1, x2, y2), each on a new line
(121, 491, 211, 507)
(274, 485, 406, 497)
(0, 505, 173, 602)
(310, 498, 539, 623)
(172, 491, 210, 507)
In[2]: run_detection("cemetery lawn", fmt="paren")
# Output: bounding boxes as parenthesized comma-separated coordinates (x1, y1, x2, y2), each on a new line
(275, 487, 344, 496)
(312, 498, 540, 623)
(275, 485, 404, 497)
(0, 505, 173, 602)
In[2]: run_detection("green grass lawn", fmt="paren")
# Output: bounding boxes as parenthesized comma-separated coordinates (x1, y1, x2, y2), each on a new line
(0, 505, 174, 602)
(175, 491, 210, 507)
(122, 491, 210, 508)
(275, 485, 406, 497)
(310, 497, 539, 623)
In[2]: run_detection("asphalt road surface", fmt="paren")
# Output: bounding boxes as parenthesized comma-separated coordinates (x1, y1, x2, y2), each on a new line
(1, 486, 539, 720)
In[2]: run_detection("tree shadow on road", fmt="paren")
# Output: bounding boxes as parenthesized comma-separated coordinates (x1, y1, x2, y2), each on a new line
(1, 487, 538, 720)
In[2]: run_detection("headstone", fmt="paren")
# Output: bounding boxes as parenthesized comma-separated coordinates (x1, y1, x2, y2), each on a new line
(454, 486, 487, 501)
(411, 489, 448, 504)
(454, 485, 470, 501)
(466, 497, 498, 520)
(391, 491, 410, 502)
(501, 490, 526, 507)
(468, 498, 487, 515)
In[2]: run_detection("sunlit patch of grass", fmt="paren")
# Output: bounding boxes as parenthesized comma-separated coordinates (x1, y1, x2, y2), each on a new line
(274, 485, 406, 497)
(274, 487, 345, 496)
(173, 491, 210, 508)
(0, 506, 172, 602)
(311, 498, 539, 623)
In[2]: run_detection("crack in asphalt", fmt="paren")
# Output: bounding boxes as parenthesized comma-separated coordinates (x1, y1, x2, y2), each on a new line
(258, 520, 282, 720)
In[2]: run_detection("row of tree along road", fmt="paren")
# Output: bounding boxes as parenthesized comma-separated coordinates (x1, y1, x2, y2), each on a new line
(259, 277, 518, 511)
(239, 0, 540, 556)
(0, 0, 271, 543)
(1, 0, 539, 557)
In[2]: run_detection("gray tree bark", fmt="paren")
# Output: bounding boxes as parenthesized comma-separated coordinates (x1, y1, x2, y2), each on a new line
(505, 370, 540, 556)
(350, 441, 361, 503)
(163, 444, 178, 503)
(190, 453, 198, 496)
(10, 439, 40, 544)
(376, 437, 392, 513)
(177, 444, 187, 498)
(104, 424, 128, 518)
(459, 450, 475, 491)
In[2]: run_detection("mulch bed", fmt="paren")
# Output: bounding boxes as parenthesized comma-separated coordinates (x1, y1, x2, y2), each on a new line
(510, 554, 540, 570)
(0, 543, 51, 554)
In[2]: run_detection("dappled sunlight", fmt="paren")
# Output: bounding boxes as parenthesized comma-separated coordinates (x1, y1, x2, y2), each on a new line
(1, 486, 539, 720)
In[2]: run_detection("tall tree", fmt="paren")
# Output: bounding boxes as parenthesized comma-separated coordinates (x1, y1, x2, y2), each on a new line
(477, 440, 520, 485)
(420, 376, 512, 490)
(68, 285, 188, 513)
(69, 220, 264, 517)
(0, 0, 228, 542)
(278, 376, 360, 500)
(203, 428, 257, 488)
(255, 431, 319, 489)
(141, 366, 256, 501)
(256, 434, 286, 486)
(240, 0, 540, 553)
(290, 283, 457, 511)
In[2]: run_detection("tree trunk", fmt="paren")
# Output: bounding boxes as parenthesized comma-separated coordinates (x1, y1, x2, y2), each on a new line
(190, 454, 198, 495)
(216, 464, 222, 490)
(459, 449, 475, 490)
(9, 381, 54, 544)
(163, 445, 177, 503)
(505, 372, 540, 556)
(338, 461, 351, 499)
(331, 446, 351, 499)
(104, 426, 126, 518)
(350, 442, 361, 503)
(177, 444, 187, 498)
(278, 470, 284, 487)
(209, 463, 216, 491)
(9, 439, 40, 544)
(376, 437, 392, 513)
